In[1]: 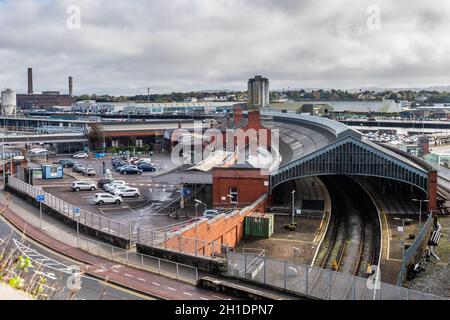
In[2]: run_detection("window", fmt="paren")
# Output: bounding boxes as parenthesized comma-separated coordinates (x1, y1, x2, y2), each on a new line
(112, 140, 119, 148)
(229, 187, 238, 204)
(136, 139, 143, 147)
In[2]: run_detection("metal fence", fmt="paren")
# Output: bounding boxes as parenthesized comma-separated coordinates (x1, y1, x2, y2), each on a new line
(397, 214, 434, 286)
(137, 228, 229, 258)
(227, 252, 445, 300)
(79, 236, 198, 283)
(7, 177, 132, 241)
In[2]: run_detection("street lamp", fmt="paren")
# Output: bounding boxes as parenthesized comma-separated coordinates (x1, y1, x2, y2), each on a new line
(394, 217, 414, 259)
(412, 199, 429, 230)
(291, 190, 296, 224)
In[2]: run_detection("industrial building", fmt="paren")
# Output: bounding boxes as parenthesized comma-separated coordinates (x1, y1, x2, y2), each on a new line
(248, 75, 270, 109)
(16, 68, 74, 110)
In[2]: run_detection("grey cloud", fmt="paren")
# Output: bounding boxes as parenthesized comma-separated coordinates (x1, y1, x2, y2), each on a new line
(0, 0, 449, 94)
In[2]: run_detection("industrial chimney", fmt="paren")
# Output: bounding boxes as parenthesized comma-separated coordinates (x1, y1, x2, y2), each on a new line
(69, 76, 73, 96)
(27, 67, 33, 94)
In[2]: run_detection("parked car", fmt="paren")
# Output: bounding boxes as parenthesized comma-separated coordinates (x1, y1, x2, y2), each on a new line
(73, 152, 89, 159)
(71, 181, 97, 192)
(73, 164, 86, 174)
(138, 163, 156, 172)
(114, 162, 128, 172)
(109, 184, 129, 194)
(56, 159, 76, 168)
(114, 187, 141, 198)
(83, 168, 96, 176)
(203, 209, 220, 219)
(120, 165, 143, 175)
(92, 193, 123, 206)
(129, 157, 140, 164)
(104, 180, 127, 192)
(98, 178, 114, 189)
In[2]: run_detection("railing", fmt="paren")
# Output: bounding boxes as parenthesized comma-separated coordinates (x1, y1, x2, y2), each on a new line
(137, 229, 229, 259)
(7, 177, 132, 241)
(227, 252, 445, 300)
(79, 236, 198, 283)
(397, 214, 434, 286)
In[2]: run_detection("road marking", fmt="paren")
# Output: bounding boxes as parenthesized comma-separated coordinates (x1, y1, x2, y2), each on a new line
(200, 297, 209, 300)
(152, 282, 160, 286)
(138, 278, 146, 282)
(212, 295, 230, 300)
(112, 270, 119, 273)
(167, 287, 176, 291)
(183, 292, 193, 296)
(124, 274, 133, 278)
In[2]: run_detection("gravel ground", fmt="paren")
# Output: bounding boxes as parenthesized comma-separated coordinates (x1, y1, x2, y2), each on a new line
(406, 215, 450, 298)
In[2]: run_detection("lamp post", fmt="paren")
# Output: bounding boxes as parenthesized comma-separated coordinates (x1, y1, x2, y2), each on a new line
(195, 203, 199, 218)
(291, 190, 296, 224)
(412, 199, 429, 230)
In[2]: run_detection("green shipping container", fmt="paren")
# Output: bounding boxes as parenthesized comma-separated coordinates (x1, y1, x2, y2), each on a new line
(244, 213, 274, 238)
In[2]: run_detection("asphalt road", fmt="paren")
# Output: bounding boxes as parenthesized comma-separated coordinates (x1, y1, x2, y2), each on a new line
(0, 215, 151, 300)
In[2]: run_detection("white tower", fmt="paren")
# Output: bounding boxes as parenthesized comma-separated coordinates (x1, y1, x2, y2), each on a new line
(1, 89, 17, 116)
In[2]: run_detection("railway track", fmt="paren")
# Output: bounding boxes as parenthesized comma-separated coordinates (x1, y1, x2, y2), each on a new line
(310, 176, 381, 299)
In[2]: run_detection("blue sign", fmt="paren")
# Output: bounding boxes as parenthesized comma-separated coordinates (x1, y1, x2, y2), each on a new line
(36, 195, 45, 202)
(96, 153, 107, 159)
(73, 207, 81, 215)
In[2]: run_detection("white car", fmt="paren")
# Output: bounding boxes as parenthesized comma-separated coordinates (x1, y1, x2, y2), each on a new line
(115, 187, 141, 198)
(109, 185, 129, 194)
(71, 181, 97, 192)
(104, 180, 126, 192)
(73, 152, 89, 159)
(92, 193, 123, 206)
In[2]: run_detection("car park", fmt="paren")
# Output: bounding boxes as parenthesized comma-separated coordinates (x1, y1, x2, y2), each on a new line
(92, 193, 122, 206)
(83, 168, 96, 176)
(71, 181, 97, 192)
(114, 187, 141, 198)
(73, 152, 89, 159)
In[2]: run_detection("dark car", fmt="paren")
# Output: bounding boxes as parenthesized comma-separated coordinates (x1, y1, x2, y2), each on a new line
(57, 159, 76, 168)
(115, 162, 128, 172)
(138, 163, 156, 172)
(73, 164, 86, 173)
(98, 178, 114, 189)
(120, 166, 143, 175)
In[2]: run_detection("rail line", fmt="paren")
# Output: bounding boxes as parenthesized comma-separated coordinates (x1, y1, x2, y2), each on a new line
(310, 176, 381, 299)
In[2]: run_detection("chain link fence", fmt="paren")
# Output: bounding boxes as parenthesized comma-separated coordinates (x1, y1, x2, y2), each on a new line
(79, 236, 198, 283)
(397, 214, 434, 286)
(227, 252, 445, 300)
(7, 177, 132, 241)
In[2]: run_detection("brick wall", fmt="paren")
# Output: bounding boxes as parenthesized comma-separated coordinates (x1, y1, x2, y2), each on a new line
(164, 195, 268, 256)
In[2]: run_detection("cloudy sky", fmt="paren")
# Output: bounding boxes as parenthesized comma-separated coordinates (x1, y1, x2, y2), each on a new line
(0, 0, 450, 95)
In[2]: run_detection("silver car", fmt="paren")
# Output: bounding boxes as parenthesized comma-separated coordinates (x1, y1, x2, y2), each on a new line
(71, 181, 97, 192)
